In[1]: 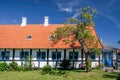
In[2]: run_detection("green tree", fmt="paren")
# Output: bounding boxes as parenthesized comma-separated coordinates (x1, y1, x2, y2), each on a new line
(51, 6, 101, 72)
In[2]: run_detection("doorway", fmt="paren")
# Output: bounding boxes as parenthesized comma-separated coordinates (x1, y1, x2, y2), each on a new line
(102, 52, 113, 67)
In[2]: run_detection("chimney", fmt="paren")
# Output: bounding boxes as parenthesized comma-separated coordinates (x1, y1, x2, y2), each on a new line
(21, 17, 27, 27)
(44, 16, 49, 26)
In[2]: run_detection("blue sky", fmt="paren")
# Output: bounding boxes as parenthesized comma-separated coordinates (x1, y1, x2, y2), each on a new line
(0, 0, 120, 48)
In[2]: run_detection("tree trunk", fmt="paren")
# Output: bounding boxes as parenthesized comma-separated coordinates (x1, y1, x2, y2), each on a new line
(98, 55, 100, 66)
(85, 51, 91, 72)
(78, 40, 91, 72)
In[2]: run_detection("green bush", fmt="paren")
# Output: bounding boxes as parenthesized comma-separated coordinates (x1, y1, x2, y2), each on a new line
(95, 63, 104, 70)
(41, 65, 52, 74)
(86, 60, 91, 72)
(22, 56, 33, 71)
(0, 62, 8, 71)
(60, 59, 71, 69)
(9, 61, 18, 71)
(17, 66, 26, 71)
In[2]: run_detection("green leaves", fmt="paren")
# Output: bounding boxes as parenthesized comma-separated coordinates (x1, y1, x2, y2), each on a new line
(52, 6, 100, 53)
(53, 24, 75, 42)
(54, 27, 64, 39)
(93, 48, 101, 55)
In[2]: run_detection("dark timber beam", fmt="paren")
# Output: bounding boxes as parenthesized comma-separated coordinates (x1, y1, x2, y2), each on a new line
(81, 49, 83, 64)
(38, 49, 40, 68)
(64, 49, 66, 59)
(21, 49, 23, 66)
(13, 49, 15, 60)
(55, 49, 58, 68)
(4, 49, 6, 60)
(73, 49, 75, 69)
(47, 49, 49, 65)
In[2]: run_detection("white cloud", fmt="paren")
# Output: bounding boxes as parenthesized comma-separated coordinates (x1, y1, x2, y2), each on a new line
(72, 12, 79, 18)
(57, 0, 96, 18)
(58, 3, 72, 13)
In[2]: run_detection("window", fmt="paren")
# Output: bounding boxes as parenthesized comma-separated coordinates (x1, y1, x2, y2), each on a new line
(52, 52, 56, 60)
(90, 53, 96, 60)
(52, 51, 61, 60)
(0, 51, 10, 60)
(74, 52, 78, 60)
(57, 52, 61, 60)
(69, 51, 78, 60)
(20, 51, 29, 60)
(26, 35, 32, 40)
(69, 52, 73, 60)
(117, 53, 120, 59)
(6, 52, 10, 60)
(49, 34, 54, 40)
(37, 51, 46, 60)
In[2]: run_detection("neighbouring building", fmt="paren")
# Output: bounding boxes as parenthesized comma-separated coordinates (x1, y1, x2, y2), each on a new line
(0, 16, 104, 68)
(102, 46, 117, 67)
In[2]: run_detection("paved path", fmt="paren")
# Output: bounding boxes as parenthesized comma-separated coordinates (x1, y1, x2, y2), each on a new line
(102, 67, 120, 72)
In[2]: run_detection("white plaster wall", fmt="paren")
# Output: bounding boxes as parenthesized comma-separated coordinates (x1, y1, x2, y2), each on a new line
(113, 51, 116, 66)
(6, 61, 12, 64)
(33, 61, 38, 67)
(100, 54, 102, 61)
(91, 62, 99, 68)
(40, 62, 47, 68)
(95, 55, 99, 60)
(113, 51, 116, 61)
(74, 62, 81, 68)
(49, 61, 56, 68)
(83, 52, 86, 60)
(16, 61, 22, 66)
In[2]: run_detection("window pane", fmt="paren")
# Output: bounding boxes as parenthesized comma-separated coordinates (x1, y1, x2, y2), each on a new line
(0, 52, 2, 59)
(0, 51, 4, 60)
(118, 54, 120, 59)
(20, 51, 29, 60)
(90, 53, 95, 60)
(6, 51, 10, 60)
(25, 52, 29, 59)
(69, 52, 73, 60)
(2, 52, 4, 59)
(52, 52, 56, 60)
(20, 52, 24, 59)
(74, 52, 78, 60)
(42, 52, 46, 60)
(57, 52, 61, 60)
(37, 52, 40, 60)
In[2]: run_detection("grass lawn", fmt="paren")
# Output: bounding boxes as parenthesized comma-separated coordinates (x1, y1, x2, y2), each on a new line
(0, 69, 119, 80)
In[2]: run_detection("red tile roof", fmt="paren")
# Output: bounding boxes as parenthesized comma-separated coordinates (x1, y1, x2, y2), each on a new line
(0, 24, 102, 49)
